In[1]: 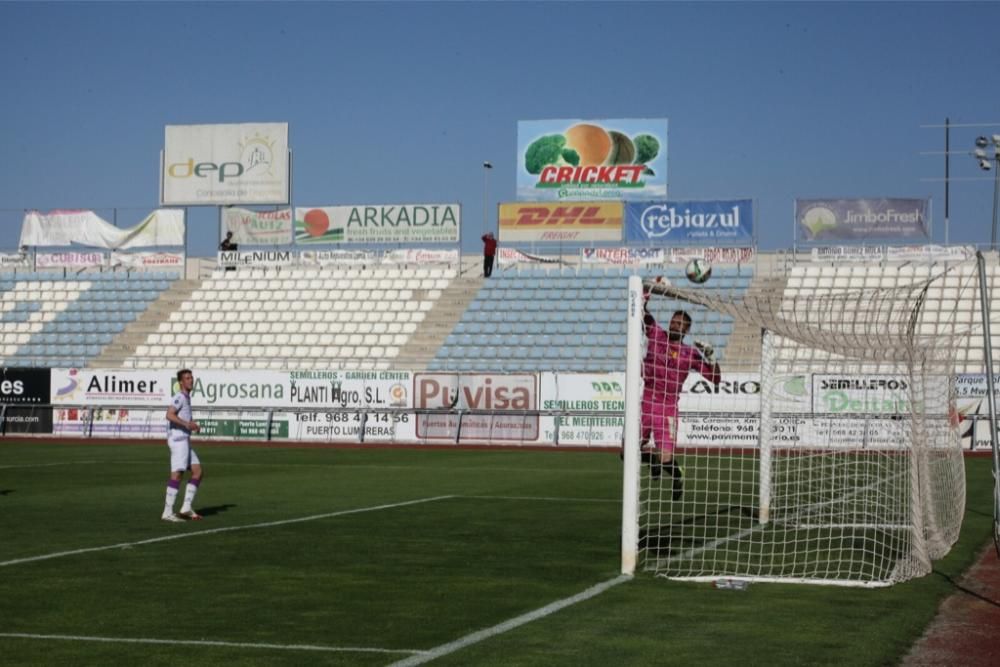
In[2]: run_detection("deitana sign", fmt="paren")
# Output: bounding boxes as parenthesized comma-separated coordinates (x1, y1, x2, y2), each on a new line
(517, 119, 668, 202)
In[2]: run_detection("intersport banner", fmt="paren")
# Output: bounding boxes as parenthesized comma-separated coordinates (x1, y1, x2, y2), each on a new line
(625, 199, 753, 243)
(581, 247, 665, 265)
(20, 209, 185, 248)
(517, 119, 668, 201)
(222, 208, 293, 245)
(498, 202, 623, 242)
(796, 198, 929, 241)
(161, 123, 290, 205)
(294, 205, 460, 245)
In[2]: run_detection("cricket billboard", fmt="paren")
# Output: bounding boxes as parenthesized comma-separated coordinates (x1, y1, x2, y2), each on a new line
(498, 202, 624, 242)
(161, 123, 289, 205)
(517, 119, 668, 201)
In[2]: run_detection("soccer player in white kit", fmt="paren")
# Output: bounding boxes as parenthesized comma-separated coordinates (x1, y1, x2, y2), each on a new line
(162, 369, 203, 522)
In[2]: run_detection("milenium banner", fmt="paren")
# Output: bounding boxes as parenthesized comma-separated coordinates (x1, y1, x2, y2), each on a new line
(625, 199, 753, 244)
(517, 119, 668, 202)
(294, 204, 460, 244)
(796, 198, 929, 241)
(161, 123, 290, 206)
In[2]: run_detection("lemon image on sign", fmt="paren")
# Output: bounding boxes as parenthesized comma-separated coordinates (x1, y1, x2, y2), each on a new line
(802, 207, 838, 237)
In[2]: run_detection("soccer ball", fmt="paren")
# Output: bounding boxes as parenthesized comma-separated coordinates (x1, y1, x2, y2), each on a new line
(685, 258, 712, 284)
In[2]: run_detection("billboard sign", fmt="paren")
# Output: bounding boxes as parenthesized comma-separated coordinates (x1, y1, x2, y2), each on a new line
(517, 119, 668, 201)
(222, 208, 293, 245)
(796, 198, 929, 241)
(498, 202, 623, 242)
(161, 123, 289, 205)
(413, 373, 539, 442)
(625, 199, 753, 244)
(294, 205, 460, 245)
(1, 368, 52, 434)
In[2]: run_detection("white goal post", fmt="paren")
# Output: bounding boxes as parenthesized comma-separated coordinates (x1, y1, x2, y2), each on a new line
(621, 260, 978, 586)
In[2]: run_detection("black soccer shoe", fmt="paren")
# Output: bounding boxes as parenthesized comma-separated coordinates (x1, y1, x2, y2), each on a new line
(662, 461, 684, 500)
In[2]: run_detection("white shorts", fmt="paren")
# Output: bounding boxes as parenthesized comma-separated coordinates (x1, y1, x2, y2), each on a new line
(167, 434, 201, 472)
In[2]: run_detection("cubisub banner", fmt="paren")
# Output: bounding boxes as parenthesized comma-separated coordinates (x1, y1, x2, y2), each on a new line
(796, 198, 929, 241)
(161, 123, 289, 205)
(498, 202, 623, 242)
(517, 119, 668, 201)
(35, 252, 106, 269)
(222, 208, 293, 245)
(294, 205, 460, 245)
(625, 200, 753, 243)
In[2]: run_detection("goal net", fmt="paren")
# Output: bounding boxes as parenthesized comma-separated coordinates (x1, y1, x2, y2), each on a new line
(620, 261, 977, 587)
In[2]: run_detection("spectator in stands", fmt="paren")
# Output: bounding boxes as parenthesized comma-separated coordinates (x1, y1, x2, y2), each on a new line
(481, 232, 497, 278)
(639, 284, 720, 499)
(219, 232, 238, 271)
(162, 369, 204, 522)
(219, 231, 237, 252)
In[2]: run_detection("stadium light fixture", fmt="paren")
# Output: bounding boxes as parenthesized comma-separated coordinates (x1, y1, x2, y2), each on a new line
(976, 136, 1000, 249)
(483, 161, 493, 235)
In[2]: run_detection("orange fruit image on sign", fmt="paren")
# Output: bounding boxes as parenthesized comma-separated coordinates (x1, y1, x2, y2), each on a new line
(304, 209, 330, 236)
(564, 124, 612, 166)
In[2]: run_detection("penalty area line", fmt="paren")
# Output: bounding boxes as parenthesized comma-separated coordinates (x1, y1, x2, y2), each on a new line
(0, 632, 424, 656)
(0, 495, 453, 569)
(387, 574, 631, 667)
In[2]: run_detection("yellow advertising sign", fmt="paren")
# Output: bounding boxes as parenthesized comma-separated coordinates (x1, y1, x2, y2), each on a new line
(498, 202, 624, 242)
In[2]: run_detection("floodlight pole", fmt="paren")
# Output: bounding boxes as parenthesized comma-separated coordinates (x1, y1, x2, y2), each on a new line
(483, 161, 493, 236)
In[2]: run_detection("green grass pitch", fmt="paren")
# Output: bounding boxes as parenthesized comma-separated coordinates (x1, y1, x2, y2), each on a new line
(0, 441, 994, 666)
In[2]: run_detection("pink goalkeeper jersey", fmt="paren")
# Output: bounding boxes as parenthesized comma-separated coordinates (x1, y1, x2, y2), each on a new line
(643, 317, 720, 408)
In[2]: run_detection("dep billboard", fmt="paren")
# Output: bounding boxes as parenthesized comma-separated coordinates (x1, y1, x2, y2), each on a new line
(796, 198, 929, 241)
(161, 123, 290, 205)
(625, 199, 753, 244)
(517, 119, 668, 202)
(498, 202, 623, 242)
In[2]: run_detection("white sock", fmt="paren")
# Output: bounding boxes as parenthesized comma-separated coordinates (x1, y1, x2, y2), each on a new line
(164, 484, 179, 515)
(181, 480, 200, 512)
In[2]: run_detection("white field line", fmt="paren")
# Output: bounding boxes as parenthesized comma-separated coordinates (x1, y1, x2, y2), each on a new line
(387, 575, 631, 667)
(0, 632, 423, 655)
(461, 495, 618, 504)
(0, 495, 453, 569)
(0, 461, 101, 470)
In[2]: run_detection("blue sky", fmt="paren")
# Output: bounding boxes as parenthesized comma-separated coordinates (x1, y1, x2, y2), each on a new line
(1, 1, 999, 256)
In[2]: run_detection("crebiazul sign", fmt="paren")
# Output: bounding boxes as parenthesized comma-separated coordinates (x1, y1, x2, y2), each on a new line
(625, 199, 753, 244)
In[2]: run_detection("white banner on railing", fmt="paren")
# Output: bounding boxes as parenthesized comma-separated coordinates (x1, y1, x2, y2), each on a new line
(110, 251, 184, 270)
(885, 245, 976, 263)
(299, 249, 377, 266)
(217, 250, 297, 268)
(35, 251, 106, 269)
(668, 246, 755, 264)
(20, 209, 185, 249)
(381, 249, 459, 265)
(810, 246, 884, 263)
(496, 247, 563, 267)
(0, 252, 31, 268)
(222, 208, 293, 245)
(581, 247, 664, 266)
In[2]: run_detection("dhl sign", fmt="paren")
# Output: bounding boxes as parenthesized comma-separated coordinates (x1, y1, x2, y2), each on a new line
(498, 202, 623, 242)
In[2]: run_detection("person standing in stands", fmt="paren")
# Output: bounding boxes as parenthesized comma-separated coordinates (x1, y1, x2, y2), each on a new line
(482, 232, 497, 278)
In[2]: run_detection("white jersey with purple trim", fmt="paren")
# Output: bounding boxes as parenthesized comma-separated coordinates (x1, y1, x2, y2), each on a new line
(168, 390, 193, 438)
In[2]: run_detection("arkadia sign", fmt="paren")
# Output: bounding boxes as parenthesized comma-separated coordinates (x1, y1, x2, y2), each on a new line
(294, 205, 460, 245)
(625, 199, 753, 243)
(1, 368, 52, 434)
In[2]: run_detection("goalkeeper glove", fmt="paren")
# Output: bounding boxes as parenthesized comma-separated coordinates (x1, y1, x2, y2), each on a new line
(694, 340, 716, 365)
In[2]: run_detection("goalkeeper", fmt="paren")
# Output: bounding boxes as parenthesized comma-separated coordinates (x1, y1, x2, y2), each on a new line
(641, 284, 720, 498)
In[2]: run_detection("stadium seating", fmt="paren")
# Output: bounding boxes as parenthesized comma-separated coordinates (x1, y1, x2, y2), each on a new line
(0, 271, 180, 368)
(121, 266, 457, 371)
(429, 265, 753, 372)
(780, 262, 1000, 374)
